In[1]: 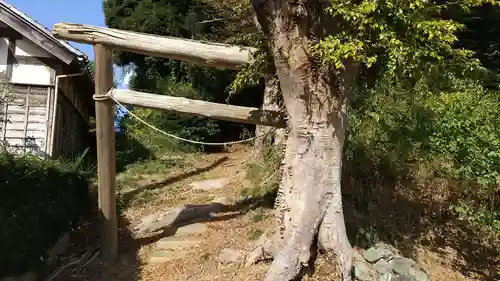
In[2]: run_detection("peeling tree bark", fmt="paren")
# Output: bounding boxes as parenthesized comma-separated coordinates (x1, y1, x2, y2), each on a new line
(253, 77, 285, 159)
(251, 0, 359, 280)
(252, 14, 286, 160)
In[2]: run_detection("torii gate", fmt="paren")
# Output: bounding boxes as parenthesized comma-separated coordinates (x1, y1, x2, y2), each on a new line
(52, 23, 285, 262)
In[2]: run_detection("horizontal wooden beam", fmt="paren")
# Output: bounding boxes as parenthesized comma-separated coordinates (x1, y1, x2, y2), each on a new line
(111, 89, 286, 128)
(52, 23, 256, 70)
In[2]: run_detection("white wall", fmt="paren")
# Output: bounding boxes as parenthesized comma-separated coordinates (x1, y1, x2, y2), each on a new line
(0, 37, 8, 75)
(15, 38, 53, 58)
(10, 61, 52, 85)
(9, 38, 55, 86)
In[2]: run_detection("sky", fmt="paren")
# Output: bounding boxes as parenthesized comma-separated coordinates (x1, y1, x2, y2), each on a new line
(6, 0, 132, 88)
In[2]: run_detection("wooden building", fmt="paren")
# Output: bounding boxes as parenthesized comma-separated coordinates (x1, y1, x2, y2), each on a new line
(0, 1, 95, 158)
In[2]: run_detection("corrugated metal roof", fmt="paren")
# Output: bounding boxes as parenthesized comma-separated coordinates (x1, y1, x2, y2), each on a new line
(0, 0, 94, 81)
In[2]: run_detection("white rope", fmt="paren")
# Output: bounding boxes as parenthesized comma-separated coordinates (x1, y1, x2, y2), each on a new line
(96, 90, 276, 146)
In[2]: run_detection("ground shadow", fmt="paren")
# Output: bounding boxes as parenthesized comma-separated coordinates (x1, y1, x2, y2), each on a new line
(119, 156, 229, 206)
(342, 143, 499, 281)
(133, 191, 277, 248)
(46, 192, 141, 281)
(46, 193, 274, 280)
(0, 154, 92, 279)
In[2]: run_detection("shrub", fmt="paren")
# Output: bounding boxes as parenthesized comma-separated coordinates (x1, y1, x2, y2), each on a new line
(0, 152, 91, 276)
(425, 86, 500, 235)
(347, 73, 500, 238)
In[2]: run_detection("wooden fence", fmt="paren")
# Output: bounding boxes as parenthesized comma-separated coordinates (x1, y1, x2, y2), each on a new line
(52, 22, 285, 261)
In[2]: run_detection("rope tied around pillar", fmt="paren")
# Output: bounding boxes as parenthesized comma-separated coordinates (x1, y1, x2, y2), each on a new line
(92, 89, 114, 101)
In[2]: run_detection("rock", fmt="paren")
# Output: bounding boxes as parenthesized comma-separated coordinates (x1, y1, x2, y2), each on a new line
(217, 248, 244, 264)
(51, 233, 69, 255)
(245, 234, 278, 266)
(363, 243, 396, 263)
(156, 236, 202, 250)
(245, 247, 265, 266)
(159, 155, 183, 161)
(135, 212, 161, 230)
(353, 261, 378, 281)
(374, 259, 391, 275)
(135, 208, 183, 233)
(18, 273, 36, 281)
(212, 197, 229, 205)
(389, 257, 416, 275)
(190, 178, 228, 191)
(44, 232, 70, 266)
(45, 251, 59, 267)
(409, 267, 429, 281)
(380, 272, 394, 281)
(353, 250, 365, 262)
(135, 203, 225, 234)
(392, 273, 417, 281)
(174, 223, 208, 235)
(148, 250, 186, 263)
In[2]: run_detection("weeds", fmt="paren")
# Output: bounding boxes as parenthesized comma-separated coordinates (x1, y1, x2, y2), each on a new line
(247, 228, 264, 240)
(243, 142, 283, 200)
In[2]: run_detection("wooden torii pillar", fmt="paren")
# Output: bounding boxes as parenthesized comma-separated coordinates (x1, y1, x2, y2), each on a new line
(52, 23, 285, 262)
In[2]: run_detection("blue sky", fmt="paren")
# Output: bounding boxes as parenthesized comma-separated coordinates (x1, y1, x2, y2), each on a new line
(7, 0, 104, 57)
(7, 0, 132, 88)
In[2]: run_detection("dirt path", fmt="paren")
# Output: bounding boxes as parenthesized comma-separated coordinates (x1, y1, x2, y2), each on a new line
(50, 147, 492, 281)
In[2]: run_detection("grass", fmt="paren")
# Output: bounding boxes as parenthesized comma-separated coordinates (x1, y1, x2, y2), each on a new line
(247, 228, 264, 240)
(243, 142, 283, 200)
(252, 212, 266, 222)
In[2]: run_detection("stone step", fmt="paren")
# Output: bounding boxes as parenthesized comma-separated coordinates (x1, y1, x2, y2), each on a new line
(173, 223, 208, 236)
(189, 178, 228, 191)
(148, 250, 186, 264)
(155, 236, 203, 250)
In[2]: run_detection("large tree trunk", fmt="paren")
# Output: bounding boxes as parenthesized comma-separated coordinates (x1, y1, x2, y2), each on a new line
(253, 77, 285, 159)
(252, 14, 286, 159)
(251, 0, 358, 280)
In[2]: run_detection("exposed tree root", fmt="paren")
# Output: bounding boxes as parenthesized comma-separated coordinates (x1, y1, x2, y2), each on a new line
(318, 204, 354, 281)
(246, 228, 353, 281)
(245, 233, 281, 266)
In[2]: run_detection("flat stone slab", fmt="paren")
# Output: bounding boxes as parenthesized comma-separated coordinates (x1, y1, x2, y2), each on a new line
(173, 223, 208, 235)
(135, 208, 183, 233)
(156, 236, 202, 250)
(189, 178, 228, 191)
(374, 259, 391, 275)
(217, 248, 244, 264)
(135, 203, 226, 234)
(409, 267, 429, 281)
(148, 250, 186, 264)
(389, 257, 417, 275)
(212, 197, 229, 205)
(0, 273, 37, 281)
(363, 243, 396, 263)
(353, 261, 378, 281)
(393, 273, 418, 281)
(380, 272, 394, 281)
(51, 233, 69, 255)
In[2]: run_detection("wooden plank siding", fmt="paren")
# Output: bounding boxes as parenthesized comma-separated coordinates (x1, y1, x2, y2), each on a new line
(0, 81, 91, 158)
(57, 78, 89, 123)
(0, 85, 49, 156)
(52, 88, 89, 158)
